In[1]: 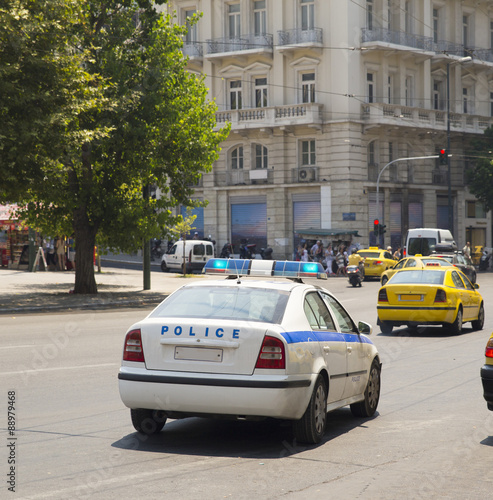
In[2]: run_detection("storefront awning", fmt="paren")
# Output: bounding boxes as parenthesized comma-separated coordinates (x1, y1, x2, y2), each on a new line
(295, 228, 361, 238)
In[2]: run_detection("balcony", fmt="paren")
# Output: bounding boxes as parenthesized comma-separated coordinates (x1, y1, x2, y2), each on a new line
(181, 41, 203, 60)
(215, 103, 323, 131)
(205, 34, 273, 59)
(277, 28, 323, 52)
(361, 102, 493, 135)
(213, 169, 274, 187)
(362, 28, 434, 53)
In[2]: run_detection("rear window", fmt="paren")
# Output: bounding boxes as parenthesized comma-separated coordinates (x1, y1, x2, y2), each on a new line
(359, 252, 380, 258)
(408, 237, 437, 255)
(389, 270, 445, 285)
(150, 286, 289, 324)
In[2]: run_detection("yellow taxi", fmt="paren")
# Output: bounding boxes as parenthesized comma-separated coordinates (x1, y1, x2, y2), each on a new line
(357, 247, 396, 278)
(377, 266, 484, 335)
(481, 333, 493, 410)
(380, 255, 452, 285)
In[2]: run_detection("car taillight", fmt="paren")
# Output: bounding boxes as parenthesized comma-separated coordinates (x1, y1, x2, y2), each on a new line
(486, 338, 493, 358)
(375, 260, 383, 265)
(255, 336, 285, 369)
(123, 329, 145, 363)
(378, 288, 388, 302)
(434, 289, 447, 303)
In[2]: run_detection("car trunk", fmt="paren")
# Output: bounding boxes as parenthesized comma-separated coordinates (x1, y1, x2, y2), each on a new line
(385, 285, 444, 306)
(141, 318, 269, 375)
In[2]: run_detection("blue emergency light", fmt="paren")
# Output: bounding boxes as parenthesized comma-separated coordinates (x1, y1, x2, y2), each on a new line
(203, 259, 327, 279)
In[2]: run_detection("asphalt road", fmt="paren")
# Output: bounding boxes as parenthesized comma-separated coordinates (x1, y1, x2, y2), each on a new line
(1, 274, 493, 499)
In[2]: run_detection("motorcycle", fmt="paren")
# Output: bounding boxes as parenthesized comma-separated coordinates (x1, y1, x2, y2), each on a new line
(260, 247, 273, 260)
(151, 238, 163, 261)
(347, 262, 364, 287)
(239, 239, 256, 259)
(220, 242, 234, 258)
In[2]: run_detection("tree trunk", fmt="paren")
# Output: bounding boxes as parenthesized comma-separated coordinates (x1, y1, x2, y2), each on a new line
(73, 215, 98, 294)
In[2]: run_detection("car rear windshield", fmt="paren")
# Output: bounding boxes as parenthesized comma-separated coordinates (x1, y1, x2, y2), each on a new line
(408, 237, 437, 255)
(359, 252, 380, 258)
(150, 286, 289, 324)
(389, 270, 445, 285)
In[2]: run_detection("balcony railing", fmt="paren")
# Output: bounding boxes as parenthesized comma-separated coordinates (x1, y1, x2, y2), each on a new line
(278, 28, 323, 46)
(362, 102, 493, 134)
(206, 33, 273, 55)
(216, 103, 323, 129)
(181, 41, 203, 59)
(362, 28, 433, 51)
(213, 169, 273, 187)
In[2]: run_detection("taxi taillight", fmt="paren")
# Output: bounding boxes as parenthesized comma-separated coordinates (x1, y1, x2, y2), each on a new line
(434, 289, 447, 303)
(375, 260, 383, 265)
(378, 289, 388, 302)
(485, 338, 493, 358)
(123, 329, 145, 363)
(255, 336, 285, 369)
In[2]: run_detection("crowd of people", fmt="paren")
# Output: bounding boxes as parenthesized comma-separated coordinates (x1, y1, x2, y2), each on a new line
(42, 236, 75, 271)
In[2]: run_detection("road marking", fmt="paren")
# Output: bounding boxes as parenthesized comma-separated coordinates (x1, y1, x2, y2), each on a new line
(0, 363, 119, 376)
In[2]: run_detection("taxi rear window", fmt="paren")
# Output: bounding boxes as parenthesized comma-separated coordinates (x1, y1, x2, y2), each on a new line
(389, 270, 445, 285)
(359, 252, 380, 258)
(150, 286, 289, 324)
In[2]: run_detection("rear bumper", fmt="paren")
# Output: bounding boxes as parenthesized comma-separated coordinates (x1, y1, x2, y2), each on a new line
(377, 305, 455, 325)
(481, 364, 493, 410)
(118, 367, 314, 420)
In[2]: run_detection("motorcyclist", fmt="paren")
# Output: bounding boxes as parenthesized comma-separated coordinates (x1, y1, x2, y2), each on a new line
(348, 248, 365, 276)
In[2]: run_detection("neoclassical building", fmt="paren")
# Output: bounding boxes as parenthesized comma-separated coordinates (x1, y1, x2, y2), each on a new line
(164, 0, 493, 258)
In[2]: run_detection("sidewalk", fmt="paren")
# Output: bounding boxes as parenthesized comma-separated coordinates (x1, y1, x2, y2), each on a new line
(0, 258, 213, 315)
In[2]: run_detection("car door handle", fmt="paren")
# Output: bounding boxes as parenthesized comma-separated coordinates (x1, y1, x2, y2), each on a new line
(347, 346, 352, 353)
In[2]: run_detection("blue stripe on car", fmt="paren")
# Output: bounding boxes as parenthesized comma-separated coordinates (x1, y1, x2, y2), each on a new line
(281, 331, 373, 345)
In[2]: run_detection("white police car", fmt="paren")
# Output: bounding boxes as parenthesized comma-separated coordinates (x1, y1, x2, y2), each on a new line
(118, 259, 381, 444)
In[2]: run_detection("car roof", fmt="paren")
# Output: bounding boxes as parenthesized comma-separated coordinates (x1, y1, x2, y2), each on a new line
(180, 277, 313, 293)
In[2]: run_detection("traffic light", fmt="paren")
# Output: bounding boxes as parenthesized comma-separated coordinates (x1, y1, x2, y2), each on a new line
(439, 149, 448, 165)
(373, 219, 379, 237)
(379, 224, 387, 235)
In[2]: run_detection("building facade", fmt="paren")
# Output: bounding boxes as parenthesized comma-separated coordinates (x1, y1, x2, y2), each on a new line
(165, 0, 493, 258)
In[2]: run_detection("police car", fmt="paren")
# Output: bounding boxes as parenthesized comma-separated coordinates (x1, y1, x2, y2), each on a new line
(118, 259, 381, 444)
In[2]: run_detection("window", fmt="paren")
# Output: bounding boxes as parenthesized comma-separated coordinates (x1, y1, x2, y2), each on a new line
(463, 15, 469, 48)
(301, 72, 315, 103)
(467, 200, 487, 218)
(367, 0, 373, 30)
(254, 144, 268, 169)
(301, 0, 314, 31)
(304, 293, 336, 331)
(322, 293, 355, 334)
(254, 0, 266, 36)
(184, 9, 197, 43)
(231, 146, 243, 169)
(255, 77, 268, 108)
(405, 1, 413, 33)
(229, 3, 241, 38)
(433, 8, 438, 43)
(230, 80, 242, 110)
(463, 87, 470, 114)
(367, 72, 374, 103)
(301, 140, 316, 165)
(387, 0, 392, 30)
(490, 21, 493, 50)
(490, 92, 493, 116)
(386, 75, 393, 104)
(405, 75, 414, 106)
(368, 141, 376, 165)
(433, 81, 442, 110)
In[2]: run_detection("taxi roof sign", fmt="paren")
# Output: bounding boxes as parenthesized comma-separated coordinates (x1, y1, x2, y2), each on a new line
(204, 258, 327, 280)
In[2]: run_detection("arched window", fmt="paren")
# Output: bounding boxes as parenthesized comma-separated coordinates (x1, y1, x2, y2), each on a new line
(231, 146, 243, 169)
(253, 144, 268, 169)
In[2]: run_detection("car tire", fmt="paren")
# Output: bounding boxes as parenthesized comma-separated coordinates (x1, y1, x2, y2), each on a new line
(472, 303, 485, 331)
(160, 261, 168, 273)
(350, 359, 381, 418)
(380, 321, 393, 334)
(381, 276, 388, 286)
(449, 307, 463, 335)
(130, 409, 167, 435)
(293, 375, 327, 444)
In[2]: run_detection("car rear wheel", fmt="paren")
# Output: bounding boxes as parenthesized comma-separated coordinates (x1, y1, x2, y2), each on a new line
(293, 375, 327, 444)
(472, 303, 485, 331)
(350, 359, 381, 418)
(380, 321, 393, 334)
(448, 307, 463, 335)
(131, 409, 167, 435)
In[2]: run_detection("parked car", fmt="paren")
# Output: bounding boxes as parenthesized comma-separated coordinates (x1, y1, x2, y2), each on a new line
(119, 259, 381, 444)
(481, 332, 493, 411)
(161, 240, 214, 273)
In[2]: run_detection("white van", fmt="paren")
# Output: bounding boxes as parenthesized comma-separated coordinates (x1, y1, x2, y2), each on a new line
(161, 240, 214, 273)
(404, 228, 457, 257)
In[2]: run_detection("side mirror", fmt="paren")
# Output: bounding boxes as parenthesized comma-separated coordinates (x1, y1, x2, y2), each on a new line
(358, 321, 373, 336)
(474, 283, 480, 290)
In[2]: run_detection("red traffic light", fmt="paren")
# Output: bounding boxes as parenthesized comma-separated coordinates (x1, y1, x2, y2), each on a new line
(374, 219, 379, 226)
(439, 149, 446, 155)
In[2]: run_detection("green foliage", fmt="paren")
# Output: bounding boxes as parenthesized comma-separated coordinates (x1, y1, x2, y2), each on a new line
(0, 0, 229, 291)
(466, 127, 493, 213)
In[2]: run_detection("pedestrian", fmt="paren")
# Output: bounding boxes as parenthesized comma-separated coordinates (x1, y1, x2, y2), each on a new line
(301, 243, 309, 262)
(324, 245, 335, 275)
(393, 246, 402, 260)
(463, 241, 471, 258)
(310, 240, 320, 260)
(46, 238, 56, 270)
(336, 247, 346, 276)
(56, 236, 66, 271)
(192, 232, 199, 240)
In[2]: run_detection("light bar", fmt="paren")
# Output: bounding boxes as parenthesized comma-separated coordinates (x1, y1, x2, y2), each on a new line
(203, 259, 327, 279)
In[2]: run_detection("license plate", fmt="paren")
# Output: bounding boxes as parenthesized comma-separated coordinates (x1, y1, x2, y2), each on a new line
(174, 346, 223, 362)
(400, 294, 422, 301)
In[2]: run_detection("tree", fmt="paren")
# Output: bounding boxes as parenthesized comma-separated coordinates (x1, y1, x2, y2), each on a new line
(0, 1, 229, 293)
(466, 127, 493, 213)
